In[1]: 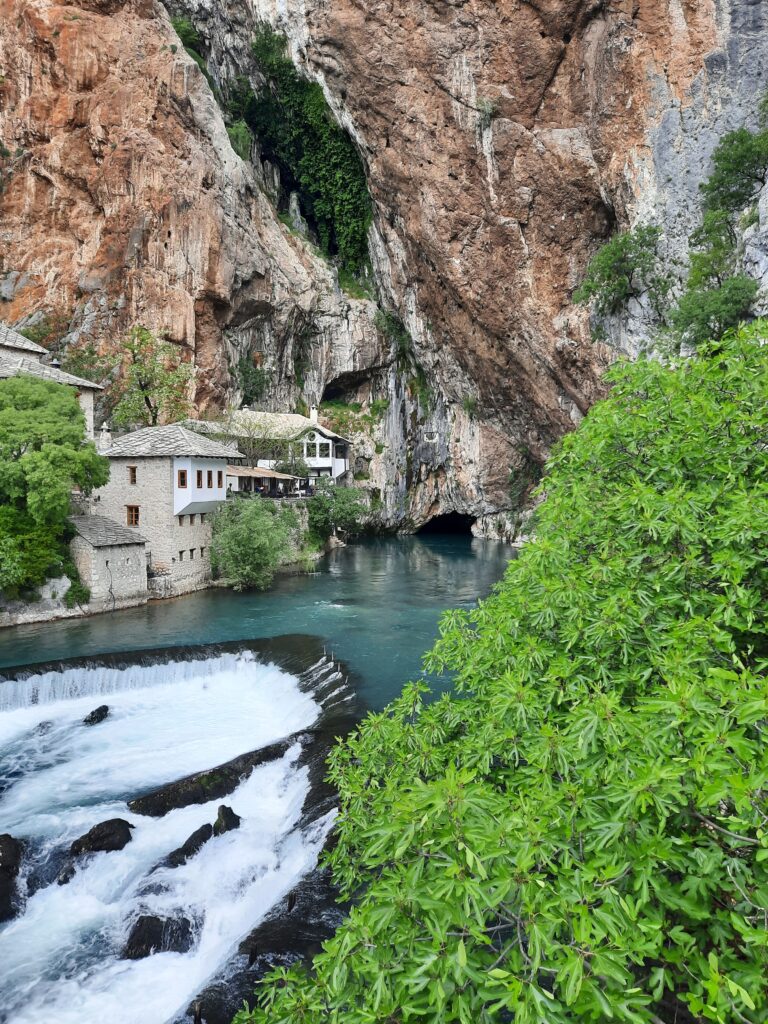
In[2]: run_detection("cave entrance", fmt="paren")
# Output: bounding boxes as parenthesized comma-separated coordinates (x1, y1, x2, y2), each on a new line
(418, 513, 475, 535)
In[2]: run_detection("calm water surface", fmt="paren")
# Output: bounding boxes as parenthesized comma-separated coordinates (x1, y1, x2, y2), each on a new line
(0, 535, 514, 708)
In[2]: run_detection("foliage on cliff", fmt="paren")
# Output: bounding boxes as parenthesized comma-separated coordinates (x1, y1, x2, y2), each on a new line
(0, 377, 108, 594)
(247, 26, 372, 272)
(238, 320, 768, 1024)
(110, 326, 195, 428)
(576, 106, 767, 347)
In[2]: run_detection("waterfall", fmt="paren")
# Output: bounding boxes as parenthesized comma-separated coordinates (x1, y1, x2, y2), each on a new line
(0, 645, 350, 1024)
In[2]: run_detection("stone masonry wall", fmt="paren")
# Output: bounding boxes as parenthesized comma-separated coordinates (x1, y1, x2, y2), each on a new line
(91, 456, 213, 594)
(69, 537, 148, 610)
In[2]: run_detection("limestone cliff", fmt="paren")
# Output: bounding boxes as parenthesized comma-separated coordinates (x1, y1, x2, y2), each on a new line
(1, 0, 766, 533)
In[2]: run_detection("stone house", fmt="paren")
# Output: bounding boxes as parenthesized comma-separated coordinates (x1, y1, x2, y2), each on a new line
(69, 516, 148, 612)
(91, 425, 242, 596)
(0, 321, 102, 437)
(187, 407, 351, 483)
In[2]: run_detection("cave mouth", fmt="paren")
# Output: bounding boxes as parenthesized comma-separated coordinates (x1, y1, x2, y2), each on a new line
(418, 512, 476, 535)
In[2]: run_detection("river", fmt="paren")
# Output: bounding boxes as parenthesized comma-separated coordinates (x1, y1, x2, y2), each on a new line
(0, 535, 513, 1024)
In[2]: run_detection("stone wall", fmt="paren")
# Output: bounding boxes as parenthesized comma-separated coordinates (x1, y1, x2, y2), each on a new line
(69, 537, 148, 610)
(91, 456, 214, 594)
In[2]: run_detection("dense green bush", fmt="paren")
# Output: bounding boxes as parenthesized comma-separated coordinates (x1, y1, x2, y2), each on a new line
(248, 26, 372, 271)
(210, 498, 297, 591)
(573, 225, 667, 316)
(238, 320, 768, 1024)
(306, 480, 366, 542)
(670, 274, 758, 348)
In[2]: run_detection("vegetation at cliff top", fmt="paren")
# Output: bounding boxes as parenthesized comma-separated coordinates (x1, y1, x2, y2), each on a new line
(210, 497, 298, 591)
(238, 319, 768, 1023)
(0, 376, 108, 597)
(244, 26, 372, 272)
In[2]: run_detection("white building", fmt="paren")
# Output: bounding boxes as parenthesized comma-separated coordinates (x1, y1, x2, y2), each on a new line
(91, 425, 242, 595)
(187, 407, 351, 483)
(0, 321, 103, 437)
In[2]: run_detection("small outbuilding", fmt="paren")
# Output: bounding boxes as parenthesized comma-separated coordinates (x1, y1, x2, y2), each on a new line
(69, 515, 148, 611)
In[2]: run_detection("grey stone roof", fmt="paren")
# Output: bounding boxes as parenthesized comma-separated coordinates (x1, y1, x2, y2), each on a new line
(104, 424, 243, 460)
(0, 320, 48, 356)
(0, 353, 103, 390)
(70, 515, 147, 548)
(186, 410, 349, 443)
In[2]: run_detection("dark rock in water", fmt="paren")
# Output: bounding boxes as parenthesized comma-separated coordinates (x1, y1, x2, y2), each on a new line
(213, 805, 240, 836)
(0, 834, 23, 922)
(166, 823, 213, 868)
(56, 860, 77, 886)
(128, 735, 304, 817)
(34, 720, 54, 736)
(70, 818, 134, 857)
(83, 704, 109, 726)
(122, 914, 195, 959)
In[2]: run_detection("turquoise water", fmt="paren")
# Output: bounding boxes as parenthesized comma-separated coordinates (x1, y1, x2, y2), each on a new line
(0, 536, 513, 709)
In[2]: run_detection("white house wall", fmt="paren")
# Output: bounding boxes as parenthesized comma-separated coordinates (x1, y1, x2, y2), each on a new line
(172, 457, 228, 515)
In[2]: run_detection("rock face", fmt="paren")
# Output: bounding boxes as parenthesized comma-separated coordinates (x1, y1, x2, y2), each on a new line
(70, 818, 134, 856)
(2, 0, 767, 530)
(122, 913, 195, 959)
(0, 834, 23, 923)
(165, 823, 214, 868)
(83, 705, 110, 726)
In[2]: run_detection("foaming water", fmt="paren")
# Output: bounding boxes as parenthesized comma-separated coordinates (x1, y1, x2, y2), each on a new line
(0, 649, 337, 1024)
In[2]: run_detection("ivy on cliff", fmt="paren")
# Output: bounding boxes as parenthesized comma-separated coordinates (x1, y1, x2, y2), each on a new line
(245, 26, 372, 272)
(235, 318, 768, 1024)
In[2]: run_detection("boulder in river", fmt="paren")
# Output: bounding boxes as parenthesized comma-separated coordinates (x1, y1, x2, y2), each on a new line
(0, 834, 23, 922)
(122, 913, 195, 959)
(127, 735, 304, 817)
(70, 818, 134, 857)
(83, 705, 110, 726)
(213, 805, 241, 836)
(165, 823, 213, 868)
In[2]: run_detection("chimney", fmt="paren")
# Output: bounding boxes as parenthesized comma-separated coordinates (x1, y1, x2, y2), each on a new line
(309, 405, 318, 424)
(97, 422, 112, 452)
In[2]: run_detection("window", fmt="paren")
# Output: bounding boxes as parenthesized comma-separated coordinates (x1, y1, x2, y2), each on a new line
(128, 466, 137, 484)
(178, 550, 184, 561)
(200, 513, 206, 524)
(189, 548, 195, 560)
(178, 515, 184, 526)
(217, 470, 223, 488)
(318, 443, 331, 458)
(178, 469, 188, 488)
(126, 506, 140, 526)
(200, 546, 206, 558)
(207, 470, 213, 488)
(189, 514, 196, 526)
(197, 469, 203, 488)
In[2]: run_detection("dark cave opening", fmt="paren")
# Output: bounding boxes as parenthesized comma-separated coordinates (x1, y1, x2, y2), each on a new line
(417, 513, 476, 535)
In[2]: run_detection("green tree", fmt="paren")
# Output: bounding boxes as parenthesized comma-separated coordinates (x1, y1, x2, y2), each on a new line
(306, 479, 366, 541)
(210, 497, 297, 590)
(700, 126, 768, 213)
(111, 325, 195, 428)
(0, 376, 108, 592)
(240, 321, 768, 1024)
(670, 274, 758, 348)
(573, 225, 667, 316)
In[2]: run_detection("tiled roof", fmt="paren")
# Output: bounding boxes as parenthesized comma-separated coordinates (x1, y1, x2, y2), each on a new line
(0, 320, 48, 356)
(0, 353, 103, 390)
(104, 424, 243, 459)
(70, 515, 147, 547)
(187, 410, 349, 443)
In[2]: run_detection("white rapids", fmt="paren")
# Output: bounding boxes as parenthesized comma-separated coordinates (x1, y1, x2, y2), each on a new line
(0, 650, 340, 1024)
